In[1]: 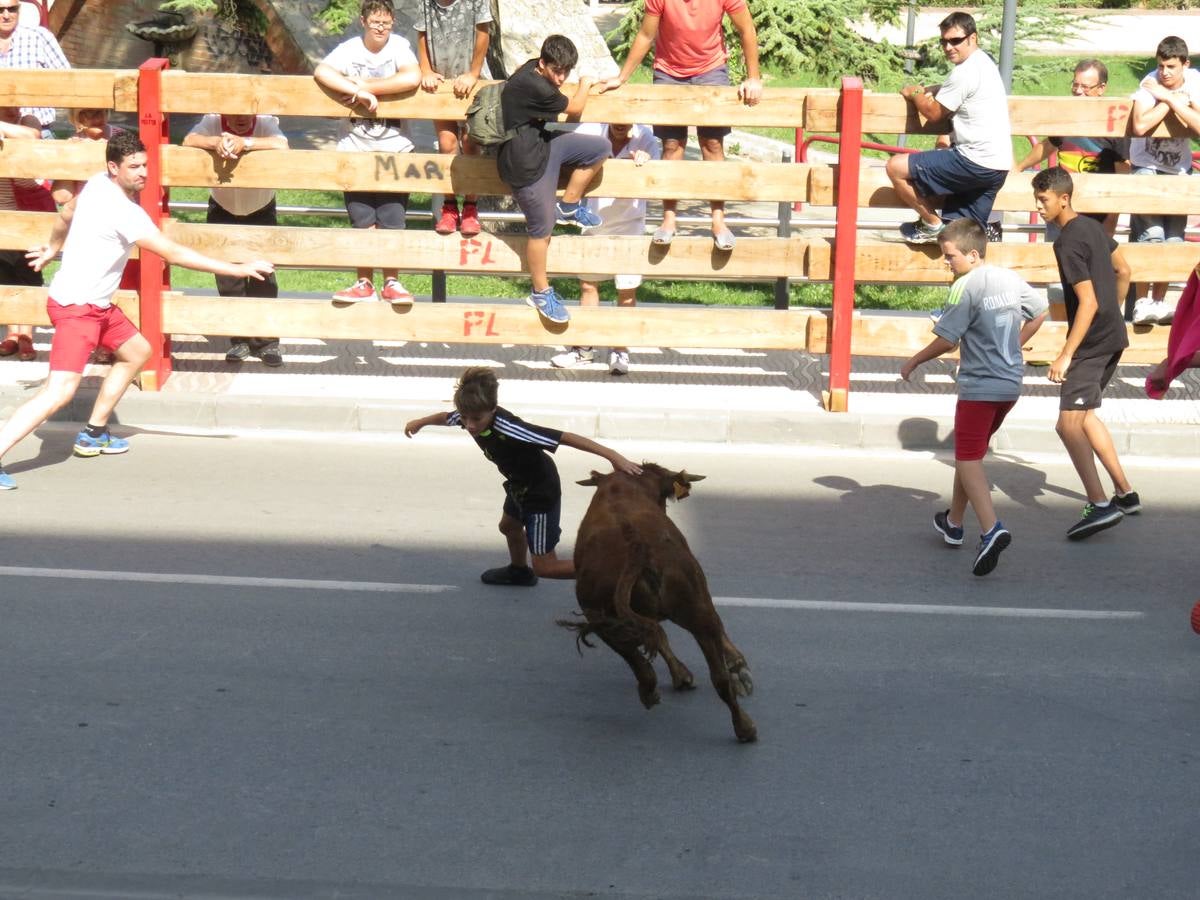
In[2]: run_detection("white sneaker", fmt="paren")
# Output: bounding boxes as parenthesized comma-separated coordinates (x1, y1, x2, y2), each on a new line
(550, 346, 594, 368)
(1131, 296, 1156, 325)
(609, 350, 630, 375)
(1152, 300, 1175, 325)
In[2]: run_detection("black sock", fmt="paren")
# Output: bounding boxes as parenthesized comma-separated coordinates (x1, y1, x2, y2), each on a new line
(85, 423, 106, 438)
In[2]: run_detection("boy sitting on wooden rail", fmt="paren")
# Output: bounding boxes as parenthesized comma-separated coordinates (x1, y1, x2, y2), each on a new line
(497, 34, 611, 325)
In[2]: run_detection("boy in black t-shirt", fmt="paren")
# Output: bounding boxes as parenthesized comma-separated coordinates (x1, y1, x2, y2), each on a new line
(405, 367, 641, 585)
(497, 34, 611, 325)
(1032, 166, 1140, 540)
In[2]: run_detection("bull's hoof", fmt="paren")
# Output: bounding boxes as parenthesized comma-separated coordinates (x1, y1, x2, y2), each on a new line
(672, 671, 696, 691)
(735, 721, 758, 743)
(639, 687, 661, 709)
(731, 665, 754, 697)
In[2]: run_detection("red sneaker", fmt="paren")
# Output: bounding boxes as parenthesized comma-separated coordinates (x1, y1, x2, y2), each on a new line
(332, 277, 378, 303)
(434, 203, 460, 235)
(459, 203, 481, 237)
(381, 278, 413, 306)
(1191, 601, 1200, 635)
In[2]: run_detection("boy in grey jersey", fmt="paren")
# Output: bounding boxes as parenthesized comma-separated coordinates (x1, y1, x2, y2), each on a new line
(902, 219, 1047, 575)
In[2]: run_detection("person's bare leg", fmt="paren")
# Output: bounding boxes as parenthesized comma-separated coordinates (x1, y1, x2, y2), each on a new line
(699, 136, 727, 234)
(948, 467, 969, 528)
(885, 153, 940, 225)
(499, 513, 528, 567)
(560, 161, 603, 205)
(957, 458, 997, 533)
(84, 333, 151, 429)
(527, 236, 551, 292)
(613, 286, 636, 354)
(531, 549, 574, 579)
(579, 280, 601, 309)
(0, 370, 84, 461)
(1056, 410, 1106, 503)
(659, 138, 684, 232)
(1082, 409, 1132, 496)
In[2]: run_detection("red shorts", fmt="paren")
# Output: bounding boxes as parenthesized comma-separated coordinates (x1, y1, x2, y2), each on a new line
(954, 399, 1016, 461)
(47, 299, 140, 373)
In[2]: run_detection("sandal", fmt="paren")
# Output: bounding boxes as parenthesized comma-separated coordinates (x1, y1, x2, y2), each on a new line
(0, 338, 17, 357)
(16, 334, 36, 362)
(712, 228, 736, 251)
(651, 226, 675, 246)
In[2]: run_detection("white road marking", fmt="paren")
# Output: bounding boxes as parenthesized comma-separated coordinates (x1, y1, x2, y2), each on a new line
(0, 566, 455, 594)
(715, 596, 1142, 620)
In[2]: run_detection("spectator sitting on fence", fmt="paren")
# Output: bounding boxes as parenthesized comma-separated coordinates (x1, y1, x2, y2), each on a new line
(0, 106, 47, 362)
(1032, 165, 1139, 540)
(900, 218, 1047, 577)
(404, 366, 641, 584)
(888, 11, 1012, 244)
(1015, 59, 1129, 238)
(183, 112, 289, 367)
(0, 0, 70, 139)
(314, 0, 421, 306)
(1127, 36, 1200, 327)
(0, 131, 274, 492)
(51, 108, 130, 366)
(498, 33, 609, 325)
(416, 0, 491, 238)
(551, 121, 659, 375)
(603, 0, 760, 251)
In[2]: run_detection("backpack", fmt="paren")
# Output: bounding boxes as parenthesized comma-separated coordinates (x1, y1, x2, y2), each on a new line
(464, 82, 515, 155)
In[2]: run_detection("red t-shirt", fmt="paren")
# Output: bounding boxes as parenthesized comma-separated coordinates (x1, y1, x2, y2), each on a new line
(645, 0, 747, 79)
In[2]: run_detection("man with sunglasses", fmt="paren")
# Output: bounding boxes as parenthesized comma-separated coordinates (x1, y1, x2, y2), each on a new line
(887, 11, 1012, 244)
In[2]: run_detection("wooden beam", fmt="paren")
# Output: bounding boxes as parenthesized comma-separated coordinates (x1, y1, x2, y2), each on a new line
(0, 69, 136, 112)
(805, 92, 1182, 139)
(161, 146, 812, 202)
(0, 138, 106, 181)
(158, 72, 811, 127)
(0, 211, 59, 249)
(162, 221, 811, 278)
(162, 296, 814, 349)
(0, 287, 143, 326)
(852, 168, 1200, 215)
(805, 311, 1168, 364)
(805, 239, 1200, 284)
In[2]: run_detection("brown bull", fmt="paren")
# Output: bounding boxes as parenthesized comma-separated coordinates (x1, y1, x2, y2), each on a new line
(557, 464, 756, 743)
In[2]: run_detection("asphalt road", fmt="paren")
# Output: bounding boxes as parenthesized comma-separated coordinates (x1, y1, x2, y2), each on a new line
(1, 428, 1198, 899)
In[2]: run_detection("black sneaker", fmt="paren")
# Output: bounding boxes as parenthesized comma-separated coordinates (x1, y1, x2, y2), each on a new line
(972, 523, 1011, 576)
(226, 341, 251, 362)
(933, 509, 964, 546)
(480, 564, 538, 587)
(257, 345, 283, 368)
(1066, 502, 1124, 541)
(1112, 491, 1141, 515)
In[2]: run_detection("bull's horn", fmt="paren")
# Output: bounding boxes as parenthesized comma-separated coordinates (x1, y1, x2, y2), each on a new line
(577, 471, 605, 486)
(682, 472, 706, 483)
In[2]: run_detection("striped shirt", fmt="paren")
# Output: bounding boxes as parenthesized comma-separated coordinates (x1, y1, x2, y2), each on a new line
(0, 25, 71, 127)
(448, 406, 563, 510)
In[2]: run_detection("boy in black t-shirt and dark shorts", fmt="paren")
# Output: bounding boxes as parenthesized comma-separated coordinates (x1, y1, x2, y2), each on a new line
(405, 367, 641, 585)
(498, 34, 612, 325)
(1032, 167, 1140, 540)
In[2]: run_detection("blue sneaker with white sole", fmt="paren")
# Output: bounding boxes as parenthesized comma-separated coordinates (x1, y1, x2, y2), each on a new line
(555, 201, 601, 229)
(0, 467, 15, 490)
(526, 287, 570, 324)
(73, 430, 130, 458)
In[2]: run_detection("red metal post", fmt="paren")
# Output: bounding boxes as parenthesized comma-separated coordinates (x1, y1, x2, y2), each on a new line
(826, 77, 863, 412)
(137, 58, 172, 391)
(793, 127, 804, 212)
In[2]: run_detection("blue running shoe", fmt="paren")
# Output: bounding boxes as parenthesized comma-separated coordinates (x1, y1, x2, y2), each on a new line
(972, 522, 1011, 577)
(555, 201, 601, 229)
(526, 287, 570, 324)
(0, 467, 15, 491)
(933, 509, 964, 546)
(73, 430, 130, 458)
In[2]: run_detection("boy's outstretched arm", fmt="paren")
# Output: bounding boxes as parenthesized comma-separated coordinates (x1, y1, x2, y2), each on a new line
(559, 432, 641, 475)
(900, 335, 957, 381)
(405, 411, 451, 437)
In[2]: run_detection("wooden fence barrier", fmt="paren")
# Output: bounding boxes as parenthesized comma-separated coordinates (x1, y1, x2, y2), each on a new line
(0, 69, 1189, 407)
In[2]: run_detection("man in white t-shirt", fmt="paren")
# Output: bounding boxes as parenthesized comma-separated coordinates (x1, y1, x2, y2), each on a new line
(0, 131, 273, 491)
(314, 0, 421, 306)
(551, 122, 660, 375)
(887, 11, 1012, 244)
(183, 112, 289, 365)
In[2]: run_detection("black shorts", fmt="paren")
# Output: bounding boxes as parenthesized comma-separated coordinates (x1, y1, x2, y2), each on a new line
(502, 491, 562, 556)
(344, 190, 409, 229)
(1060, 351, 1122, 411)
